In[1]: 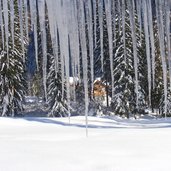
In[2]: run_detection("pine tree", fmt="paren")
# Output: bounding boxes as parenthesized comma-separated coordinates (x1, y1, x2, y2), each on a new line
(47, 54, 69, 117)
(150, 20, 163, 114)
(152, 19, 171, 116)
(0, 0, 27, 116)
(111, 4, 147, 118)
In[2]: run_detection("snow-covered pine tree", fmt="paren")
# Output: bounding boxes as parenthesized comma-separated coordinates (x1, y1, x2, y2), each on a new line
(149, 19, 163, 114)
(46, 22, 69, 118)
(152, 19, 171, 116)
(111, 2, 147, 118)
(138, 32, 148, 113)
(47, 54, 69, 117)
(0, 0, 27, 116)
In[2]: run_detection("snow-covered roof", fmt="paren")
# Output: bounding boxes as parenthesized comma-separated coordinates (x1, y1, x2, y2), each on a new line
(69, 77, 79, 84)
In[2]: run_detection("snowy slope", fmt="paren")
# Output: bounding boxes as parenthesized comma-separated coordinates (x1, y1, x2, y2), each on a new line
(0, 116, 171, 171)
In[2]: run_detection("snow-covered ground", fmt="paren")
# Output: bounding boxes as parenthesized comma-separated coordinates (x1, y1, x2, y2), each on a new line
(0, 116, 171, 171)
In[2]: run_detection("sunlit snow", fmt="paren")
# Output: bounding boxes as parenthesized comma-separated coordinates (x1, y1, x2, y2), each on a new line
(0, 116, 171, 171)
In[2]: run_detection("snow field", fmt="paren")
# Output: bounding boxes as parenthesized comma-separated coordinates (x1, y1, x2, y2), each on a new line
(0, 116, 171, 171)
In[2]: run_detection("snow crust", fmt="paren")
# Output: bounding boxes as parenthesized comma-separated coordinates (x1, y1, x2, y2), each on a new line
(0, 116, 171, 171)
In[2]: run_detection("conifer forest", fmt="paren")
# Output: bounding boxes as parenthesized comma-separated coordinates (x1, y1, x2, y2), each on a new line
(0, 0, 171, 119)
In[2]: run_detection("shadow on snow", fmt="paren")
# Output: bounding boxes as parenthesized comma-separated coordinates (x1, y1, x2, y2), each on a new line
(16, 116, 171, 129)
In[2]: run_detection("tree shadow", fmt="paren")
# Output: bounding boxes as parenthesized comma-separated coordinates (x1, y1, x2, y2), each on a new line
(21, 117, 126, 129)
(19, 116, 171, 129)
